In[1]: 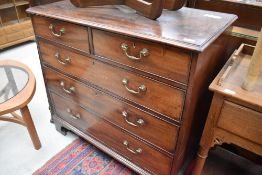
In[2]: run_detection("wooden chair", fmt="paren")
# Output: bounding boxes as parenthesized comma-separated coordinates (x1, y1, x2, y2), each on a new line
(0, 60, 41, 150)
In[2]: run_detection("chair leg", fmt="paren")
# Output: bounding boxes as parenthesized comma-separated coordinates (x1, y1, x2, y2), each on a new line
(20, 106, 41, 150)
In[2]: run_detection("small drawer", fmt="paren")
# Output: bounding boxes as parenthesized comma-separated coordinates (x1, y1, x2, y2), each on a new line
(217, 101, 262, 145)
(51, 93, 173, 175)
(44, 67, 179, 153)
(39, 40, 185, 121)
(32, 15, 89, 53)
(92, 29, 191, 85)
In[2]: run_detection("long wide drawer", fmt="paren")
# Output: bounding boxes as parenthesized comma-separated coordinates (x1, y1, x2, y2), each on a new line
(92, 29, 191, 85)
(39, 40, 185, 121)
(217, 101, 262, 145)
(32, 16, 89, 53)
(51, 92, 173, 175)
(44, 67, 179, 153)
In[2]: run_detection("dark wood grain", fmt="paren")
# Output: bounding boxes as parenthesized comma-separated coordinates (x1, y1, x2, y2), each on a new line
(30, 0, 62, 6)
(70, 0, 123, 6)
(27, 0, 237, 51)
(164, 0, 186, 10)
(38, 39, 185, 121)
(124, 0, 164, 20)
(29, 1, 236, 174)
(31, 0, 185, 10)
(169, 33, 232, 174)
(92, 29, 191, 85)
(70, 0, 165, 20)
(51, 92, 173, 175)
(32, 15, 89, 53)
(43, 67, 179, 154)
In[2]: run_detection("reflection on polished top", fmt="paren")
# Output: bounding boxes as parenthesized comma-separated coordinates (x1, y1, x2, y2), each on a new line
(27, 0, 237, 51)
(0, 65, 29, 104)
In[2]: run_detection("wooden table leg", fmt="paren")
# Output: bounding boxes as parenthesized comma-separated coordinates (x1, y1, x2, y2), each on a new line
(191, 94, 225, 175)
(20, 106, 41, 150)
(192, 146, 210, 175)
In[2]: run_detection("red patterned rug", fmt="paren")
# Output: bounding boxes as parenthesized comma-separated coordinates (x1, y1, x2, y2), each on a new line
(34, 138, 136, 175)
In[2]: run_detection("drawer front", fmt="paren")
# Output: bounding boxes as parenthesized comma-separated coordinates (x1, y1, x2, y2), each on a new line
(92, 29, 191, 84)
(51, 93, 173, 175)
(218, 101, 262, 145)
(39, 40, 185, 121)
(44, 67, 179, 153)
(32, 15, 89, 53)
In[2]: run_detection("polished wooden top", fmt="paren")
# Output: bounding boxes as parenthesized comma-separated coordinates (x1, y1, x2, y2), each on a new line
(27, 0, 237, 51)
(209, 44, 262, 108)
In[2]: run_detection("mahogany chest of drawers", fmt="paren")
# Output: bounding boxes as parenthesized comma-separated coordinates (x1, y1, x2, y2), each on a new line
(27, 1, 237, 174)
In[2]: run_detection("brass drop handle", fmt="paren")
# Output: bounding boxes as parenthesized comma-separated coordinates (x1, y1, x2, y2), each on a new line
(122, 78, 147, 94)
(55, 52, 71, 65)
(123, 140, 142, 154)
(121, 43, 149, 60)
(49, 24, 65, 37)
(122, 111, 144, 127)
(66, 108, 81, 120)
(60, 81, 75, 94)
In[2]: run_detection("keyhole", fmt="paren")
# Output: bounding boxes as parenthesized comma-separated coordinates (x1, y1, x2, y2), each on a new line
(132, 42, 136, 48)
